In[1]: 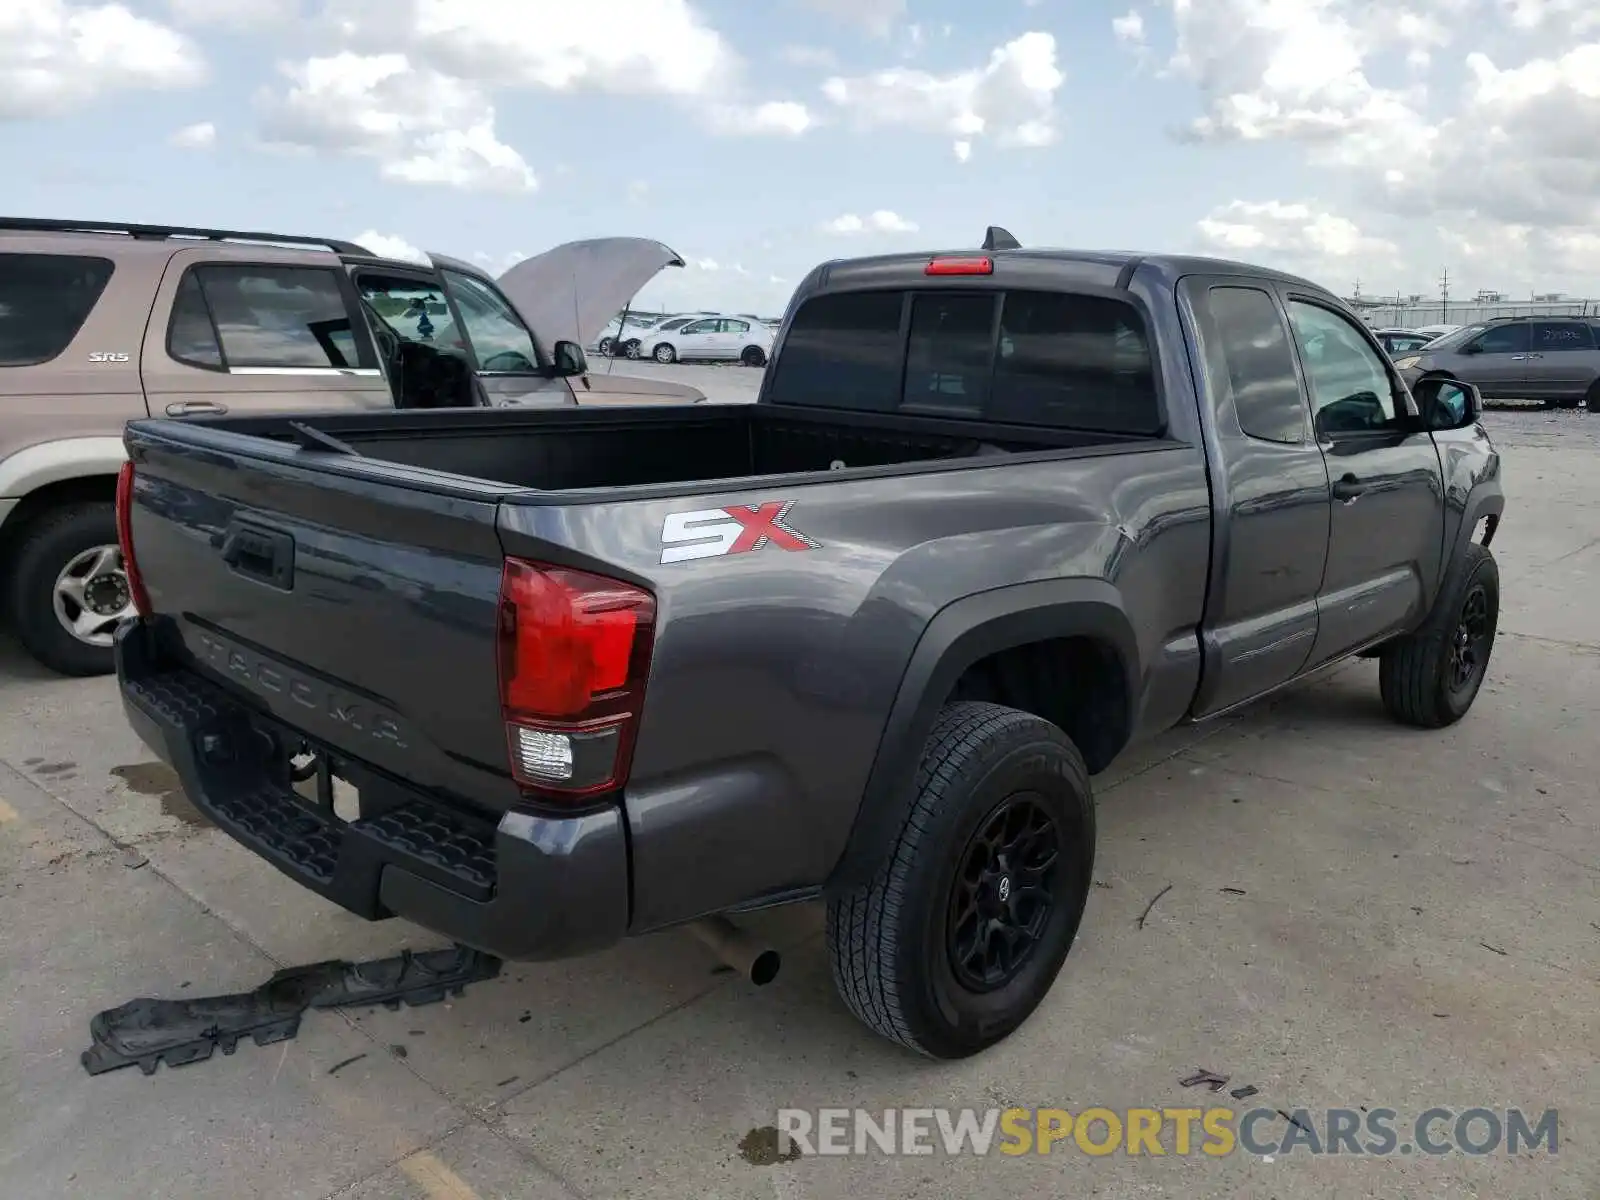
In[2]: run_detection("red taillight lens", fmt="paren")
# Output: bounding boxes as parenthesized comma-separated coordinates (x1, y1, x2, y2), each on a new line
(115, 461, 152, 618)
(925, 256, 993, 276)
(497, 559, 655, 800)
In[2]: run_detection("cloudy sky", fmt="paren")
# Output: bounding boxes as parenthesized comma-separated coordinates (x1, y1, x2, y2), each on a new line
(6, 0, 1599, 314)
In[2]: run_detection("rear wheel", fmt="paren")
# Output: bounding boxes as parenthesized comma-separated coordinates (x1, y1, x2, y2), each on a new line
(653, 343, 677, 364)
(597, 336, 614, 357)
(5, 502, 129, 677)
(825, 702, 1095, 1059)
(1379, 543, 1499, 728)
(624, 340, 642, 359)
(740, 345, 767, 367)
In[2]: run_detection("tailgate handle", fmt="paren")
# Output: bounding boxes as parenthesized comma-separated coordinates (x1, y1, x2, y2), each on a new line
(221, 522, 295, 590)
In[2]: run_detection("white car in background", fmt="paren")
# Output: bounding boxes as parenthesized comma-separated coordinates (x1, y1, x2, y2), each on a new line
(637, 315, 776, 366)
(594, 314, 662, 357)
(618, 311, 718, 358)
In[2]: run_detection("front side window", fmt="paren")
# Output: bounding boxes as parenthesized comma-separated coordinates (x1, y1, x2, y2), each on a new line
(1530, 320, 1595, 352)
(443, 271, 540, 372)
(679, 319, 717, 336)
(1203, 286, 1306, 444)
(0, 253, 114, 366)
(173, 265, 366, 369)
(1287, 300, 1402, 435)
(1466, 323, 1530, 355)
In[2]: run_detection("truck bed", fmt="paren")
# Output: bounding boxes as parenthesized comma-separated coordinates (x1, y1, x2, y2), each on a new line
(196, 402, 1148, 495)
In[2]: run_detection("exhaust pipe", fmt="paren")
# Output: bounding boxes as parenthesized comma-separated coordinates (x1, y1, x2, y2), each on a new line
(687, 915, 781, 986)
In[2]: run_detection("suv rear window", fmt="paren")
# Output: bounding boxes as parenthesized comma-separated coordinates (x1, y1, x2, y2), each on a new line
(766, 287, 1161, 433)
(0, 253, 114, 366)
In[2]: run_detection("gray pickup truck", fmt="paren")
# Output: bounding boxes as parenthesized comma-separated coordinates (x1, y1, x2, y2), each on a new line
(112, 239, 1504, 1059)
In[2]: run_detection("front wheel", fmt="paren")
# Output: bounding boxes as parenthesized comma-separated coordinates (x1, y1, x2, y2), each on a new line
(740, 345, 767, 367)
(653, 343, 677, 364)
(597, 337, 614, 357)
(5, 501, 130, 677)
(1379, 542, 1499, 728)
(825, 702, 1095, 1059)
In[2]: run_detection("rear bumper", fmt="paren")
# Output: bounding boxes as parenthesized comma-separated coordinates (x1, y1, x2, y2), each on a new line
(114, 622, 629, 962)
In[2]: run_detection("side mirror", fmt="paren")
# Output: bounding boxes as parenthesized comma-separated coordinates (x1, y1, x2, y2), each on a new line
(551, 340, 587, 377)
(1412, 377, 1481, 430)
(1459, 341, 1481, 355)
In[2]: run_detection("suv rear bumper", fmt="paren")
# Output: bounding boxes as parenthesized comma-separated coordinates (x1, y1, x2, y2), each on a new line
(114, 621, 629, 961)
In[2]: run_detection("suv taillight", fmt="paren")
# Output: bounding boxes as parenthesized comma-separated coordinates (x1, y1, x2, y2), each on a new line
(497, 559, 656, 801)
(115, 461, 152, 618)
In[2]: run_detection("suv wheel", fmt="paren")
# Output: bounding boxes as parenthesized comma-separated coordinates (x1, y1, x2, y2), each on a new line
(825, 702, 1095, 1058)
(6, 502, 129, 677)
(1378, 542, 1499, 728)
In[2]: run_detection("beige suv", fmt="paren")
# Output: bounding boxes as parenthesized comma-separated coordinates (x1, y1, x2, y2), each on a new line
(0, 218, 701, 676)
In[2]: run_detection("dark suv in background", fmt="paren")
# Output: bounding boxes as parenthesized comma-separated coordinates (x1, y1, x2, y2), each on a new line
(1391, 314, 1600, 410)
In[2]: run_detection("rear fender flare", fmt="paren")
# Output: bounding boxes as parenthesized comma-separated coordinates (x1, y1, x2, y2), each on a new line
(828, 578, 1140, 890)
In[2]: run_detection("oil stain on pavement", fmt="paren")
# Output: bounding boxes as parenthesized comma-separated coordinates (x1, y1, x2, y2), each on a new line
(110, 762, 211, 828)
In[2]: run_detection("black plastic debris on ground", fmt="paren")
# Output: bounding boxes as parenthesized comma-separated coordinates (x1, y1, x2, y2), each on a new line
(81, 945, 501, 1077)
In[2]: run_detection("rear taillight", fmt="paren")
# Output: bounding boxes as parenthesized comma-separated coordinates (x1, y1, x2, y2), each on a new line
(115, 461, 152, 618)
(497, 559, 656, 801)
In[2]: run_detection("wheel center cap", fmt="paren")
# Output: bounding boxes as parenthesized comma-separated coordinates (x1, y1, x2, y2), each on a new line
(996, 875, 1012, 903)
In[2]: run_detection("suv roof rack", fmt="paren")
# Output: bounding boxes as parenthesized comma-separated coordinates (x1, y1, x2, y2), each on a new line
(0, 217, 371, 256)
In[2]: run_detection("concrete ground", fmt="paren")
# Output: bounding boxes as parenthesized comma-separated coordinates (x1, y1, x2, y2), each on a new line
(1, 397, 1596, 1199)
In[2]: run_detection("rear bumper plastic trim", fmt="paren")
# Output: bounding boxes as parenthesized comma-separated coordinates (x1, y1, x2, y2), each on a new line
(114, 620, 629, 961)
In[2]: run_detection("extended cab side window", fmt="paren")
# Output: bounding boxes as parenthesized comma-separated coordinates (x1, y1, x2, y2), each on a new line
(1286, 300, 1403, 436)
(441, 271, 540, 373)
(169, 265, 370, 371)
(1202, 286, 1307, 444)
(0, 253, 115, 367)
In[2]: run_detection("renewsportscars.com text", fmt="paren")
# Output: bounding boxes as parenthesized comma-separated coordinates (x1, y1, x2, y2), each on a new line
(775, 1106, 1559, 1158)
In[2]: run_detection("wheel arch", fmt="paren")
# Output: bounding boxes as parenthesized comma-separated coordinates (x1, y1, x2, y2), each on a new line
(0, 437, 125, 558)
(828, 578, 1140, 890)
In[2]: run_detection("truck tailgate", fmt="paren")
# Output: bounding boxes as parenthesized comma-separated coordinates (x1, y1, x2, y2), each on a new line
(121, 421, 524, 813)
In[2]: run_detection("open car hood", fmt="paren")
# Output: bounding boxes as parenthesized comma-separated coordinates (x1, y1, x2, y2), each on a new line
(433, 238, 685, 349)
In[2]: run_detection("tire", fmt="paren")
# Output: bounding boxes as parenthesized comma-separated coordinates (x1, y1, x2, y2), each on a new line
(5, 501, 128, 677)
(1378, 542, 1499, 729)
(597, 337, 614, 357)
(740, 345, 767, 367)
(624, 340, 642, 360)
(653, 343, 677, 364)
(1556, 397, 1580, 410)
(825, 701, 1095, 1059)
(1586, 381, 1600, 413)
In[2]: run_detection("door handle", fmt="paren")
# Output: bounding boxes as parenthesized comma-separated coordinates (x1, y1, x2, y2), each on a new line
(1332, 474, 1368, 503)
(166, 400, 229, 416)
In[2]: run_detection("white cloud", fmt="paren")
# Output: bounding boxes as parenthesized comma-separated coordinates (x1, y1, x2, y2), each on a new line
(1112, 10, 1145, 46)
(169, 120, 216, 149)
(1377, 44, 1600, 230)
(351, 229, 429, 264)
(166, 0, 297, 29)
(823, 210, 919, 234)
(0, 0, 205, 119)
(822, 31, 1065, 156)
(258, 52, 535, 192)
(321, 0, 735, 97)
(707, 100, 814, 137)
(1197, 199, 1397, 287)
(802, 0, 906, 36)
